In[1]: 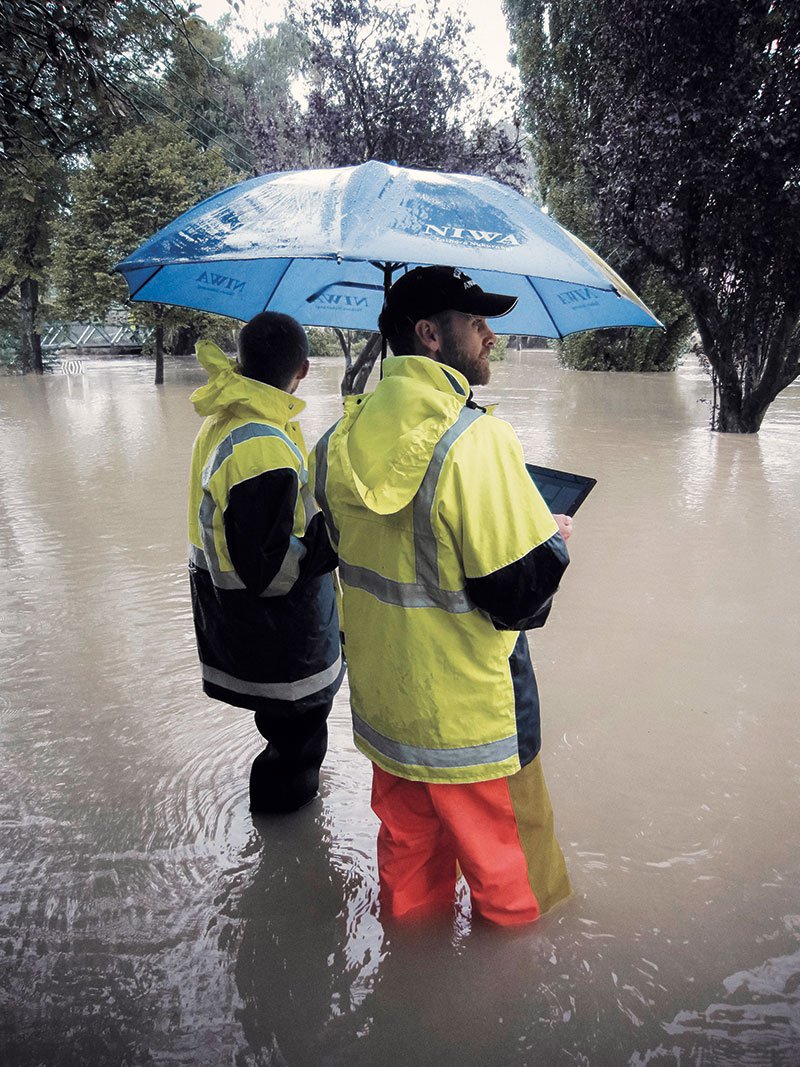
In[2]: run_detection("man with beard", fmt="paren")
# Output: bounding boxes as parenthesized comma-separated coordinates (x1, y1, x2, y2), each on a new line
(311, 265, 573, 925)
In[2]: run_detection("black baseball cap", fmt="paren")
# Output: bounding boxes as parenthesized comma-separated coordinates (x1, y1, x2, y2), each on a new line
(378, 265, 518, 335)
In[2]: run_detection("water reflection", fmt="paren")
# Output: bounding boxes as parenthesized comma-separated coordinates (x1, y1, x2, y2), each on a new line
(0, 353, 798, 1064)
(235, 809, 359, 1062)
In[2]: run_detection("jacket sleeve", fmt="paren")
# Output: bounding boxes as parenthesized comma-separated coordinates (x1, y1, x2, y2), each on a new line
(224, 469, 337, 596)
(448, 417, 570, 631)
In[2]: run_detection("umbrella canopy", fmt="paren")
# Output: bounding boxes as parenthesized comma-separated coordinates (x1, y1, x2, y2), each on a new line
(114, 160, 661, 338)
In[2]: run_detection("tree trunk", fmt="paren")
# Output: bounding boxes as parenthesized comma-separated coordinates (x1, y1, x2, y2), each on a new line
(341, 333, 381, 395)
(686, 284, 799, 433)
(712, 345, 783, 433)
(19, 277, 43, 375)
(170, 324, 200, 356)
(154, 307, 165, 386)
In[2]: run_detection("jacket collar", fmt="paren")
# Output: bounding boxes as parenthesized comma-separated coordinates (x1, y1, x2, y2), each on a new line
(382, 355, 471, 402)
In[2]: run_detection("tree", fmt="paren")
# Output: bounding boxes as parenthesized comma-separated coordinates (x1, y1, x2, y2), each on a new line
(296, 0, 524, 185)
(504, 0, 693, 373)
(0, 1, 238, 374)
(275, 0, 527, 392)
(236, 21, 310, 174)
(0, 1, 230, 164)
(53, 123, 236, 383)
(534, 0, 800, 431)
(145, 15, 257, 174)
(0, 156, 65, 372)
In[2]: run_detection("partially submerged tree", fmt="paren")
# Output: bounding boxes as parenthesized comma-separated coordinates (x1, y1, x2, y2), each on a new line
(595, 0, 799, 430)
(520, 0, 799, 431)
(0, 156, 65, 372)
(53, 123, 235, 383)
(504, 0, 693, 373)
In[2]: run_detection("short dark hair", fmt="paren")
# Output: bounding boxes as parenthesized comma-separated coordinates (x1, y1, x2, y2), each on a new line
(380, 316, 422, 358)
(381, 311, 452, 358)
(237, 312, 308, 390)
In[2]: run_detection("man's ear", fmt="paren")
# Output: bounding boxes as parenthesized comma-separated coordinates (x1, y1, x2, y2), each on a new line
(414, 318, 440, 355)
(297, 358, 310, 381)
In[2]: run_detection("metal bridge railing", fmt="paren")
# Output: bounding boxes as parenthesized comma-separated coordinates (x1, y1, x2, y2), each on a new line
(41, 322, 154, 351)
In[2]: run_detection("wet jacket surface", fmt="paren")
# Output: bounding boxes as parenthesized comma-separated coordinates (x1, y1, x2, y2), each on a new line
(187, 342, 343, 713)
(310, 355, 569, 784)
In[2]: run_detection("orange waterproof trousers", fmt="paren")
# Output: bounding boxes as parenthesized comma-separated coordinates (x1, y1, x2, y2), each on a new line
(371, 755, 571, 926)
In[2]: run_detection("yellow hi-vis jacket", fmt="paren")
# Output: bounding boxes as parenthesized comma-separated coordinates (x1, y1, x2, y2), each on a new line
(188, 341, 342, 713)
(310, 355, 569, 784)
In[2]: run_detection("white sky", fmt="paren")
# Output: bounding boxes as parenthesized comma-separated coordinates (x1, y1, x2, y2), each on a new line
(195, 0, 517, 81)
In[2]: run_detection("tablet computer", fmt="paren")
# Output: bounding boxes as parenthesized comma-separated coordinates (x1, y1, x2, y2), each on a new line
(525, 463, 597, 516)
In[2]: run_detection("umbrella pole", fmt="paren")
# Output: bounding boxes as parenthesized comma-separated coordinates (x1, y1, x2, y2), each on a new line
(379, 262, 402, 379)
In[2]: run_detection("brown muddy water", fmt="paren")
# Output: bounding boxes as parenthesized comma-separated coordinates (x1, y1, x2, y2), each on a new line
(0, 349, 798, 1066)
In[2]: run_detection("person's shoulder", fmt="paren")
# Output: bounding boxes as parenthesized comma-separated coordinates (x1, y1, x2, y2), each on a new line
(462, 407, 520, 448)
(443, 409, 523, 483)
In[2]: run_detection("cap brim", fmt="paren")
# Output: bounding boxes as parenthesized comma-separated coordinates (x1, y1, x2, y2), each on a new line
(461, 291, 518, 318)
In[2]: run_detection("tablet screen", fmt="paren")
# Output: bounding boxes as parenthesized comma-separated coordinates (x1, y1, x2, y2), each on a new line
(525, 464, 597, 516)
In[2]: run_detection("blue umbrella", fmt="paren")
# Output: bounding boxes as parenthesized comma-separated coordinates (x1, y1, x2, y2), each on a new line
(114, 159, 662, 338)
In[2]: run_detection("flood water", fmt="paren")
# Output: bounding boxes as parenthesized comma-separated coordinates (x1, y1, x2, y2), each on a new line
(1, 349, 798, 1066)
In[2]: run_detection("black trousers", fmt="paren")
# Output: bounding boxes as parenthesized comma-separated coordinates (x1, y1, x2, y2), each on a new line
(250, 695, 332, 813)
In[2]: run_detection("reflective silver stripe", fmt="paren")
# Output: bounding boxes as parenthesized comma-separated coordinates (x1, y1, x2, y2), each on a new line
(190, 537, 307, 596)
(313, 422, 340, 549)
(189, 543, 245, 589)
(339, 560, 473, 612)
(413, 407, 483, 591)
(203, 422, 304, 484)
(352, 711, 518, 769)
(299, 482, 317, 526)
(198, 422, 305, 590)
(198, 487, 226, 578)
(337, 406, 483, 613)
(203, 652, 343, 702)
(261, 535, 306, 597)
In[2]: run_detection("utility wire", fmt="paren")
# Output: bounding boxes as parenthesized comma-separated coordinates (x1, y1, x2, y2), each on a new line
(123, 37, 260, 167)
(133, 85, 254, 175)
(133, 79, 255, 173)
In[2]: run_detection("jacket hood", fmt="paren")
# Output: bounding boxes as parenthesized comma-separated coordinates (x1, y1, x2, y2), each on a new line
(332, 355, 469, 516)
(190, 340, 306, 424)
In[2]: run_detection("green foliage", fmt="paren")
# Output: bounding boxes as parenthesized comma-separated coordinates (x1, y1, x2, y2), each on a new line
(504, 0, 692, 373)
(237, 22, 309, 173)
(508, 0, 800, 429)
(139, 16, 256, 174)
(0, 153, 66, 371)
(0, 1, 226, 166)
(307, 328, 347, 359)
(557, 267, 691, 371)
(585, 0, 800, 430)
(0, 156, 65, 289)
(53, 122, 236, 333)
(0, 331, 18, 371)
(490, 336, 508, 361)
(1, 2, 244, 374)
(290, 0, 525, 187)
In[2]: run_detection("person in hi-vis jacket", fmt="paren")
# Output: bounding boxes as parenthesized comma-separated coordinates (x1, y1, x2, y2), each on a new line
(188, 312, 343, 813)
(311, 267, 573, 924)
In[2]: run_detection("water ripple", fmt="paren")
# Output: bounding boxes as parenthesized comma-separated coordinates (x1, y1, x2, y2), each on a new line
(630, 922, 800, 1067)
